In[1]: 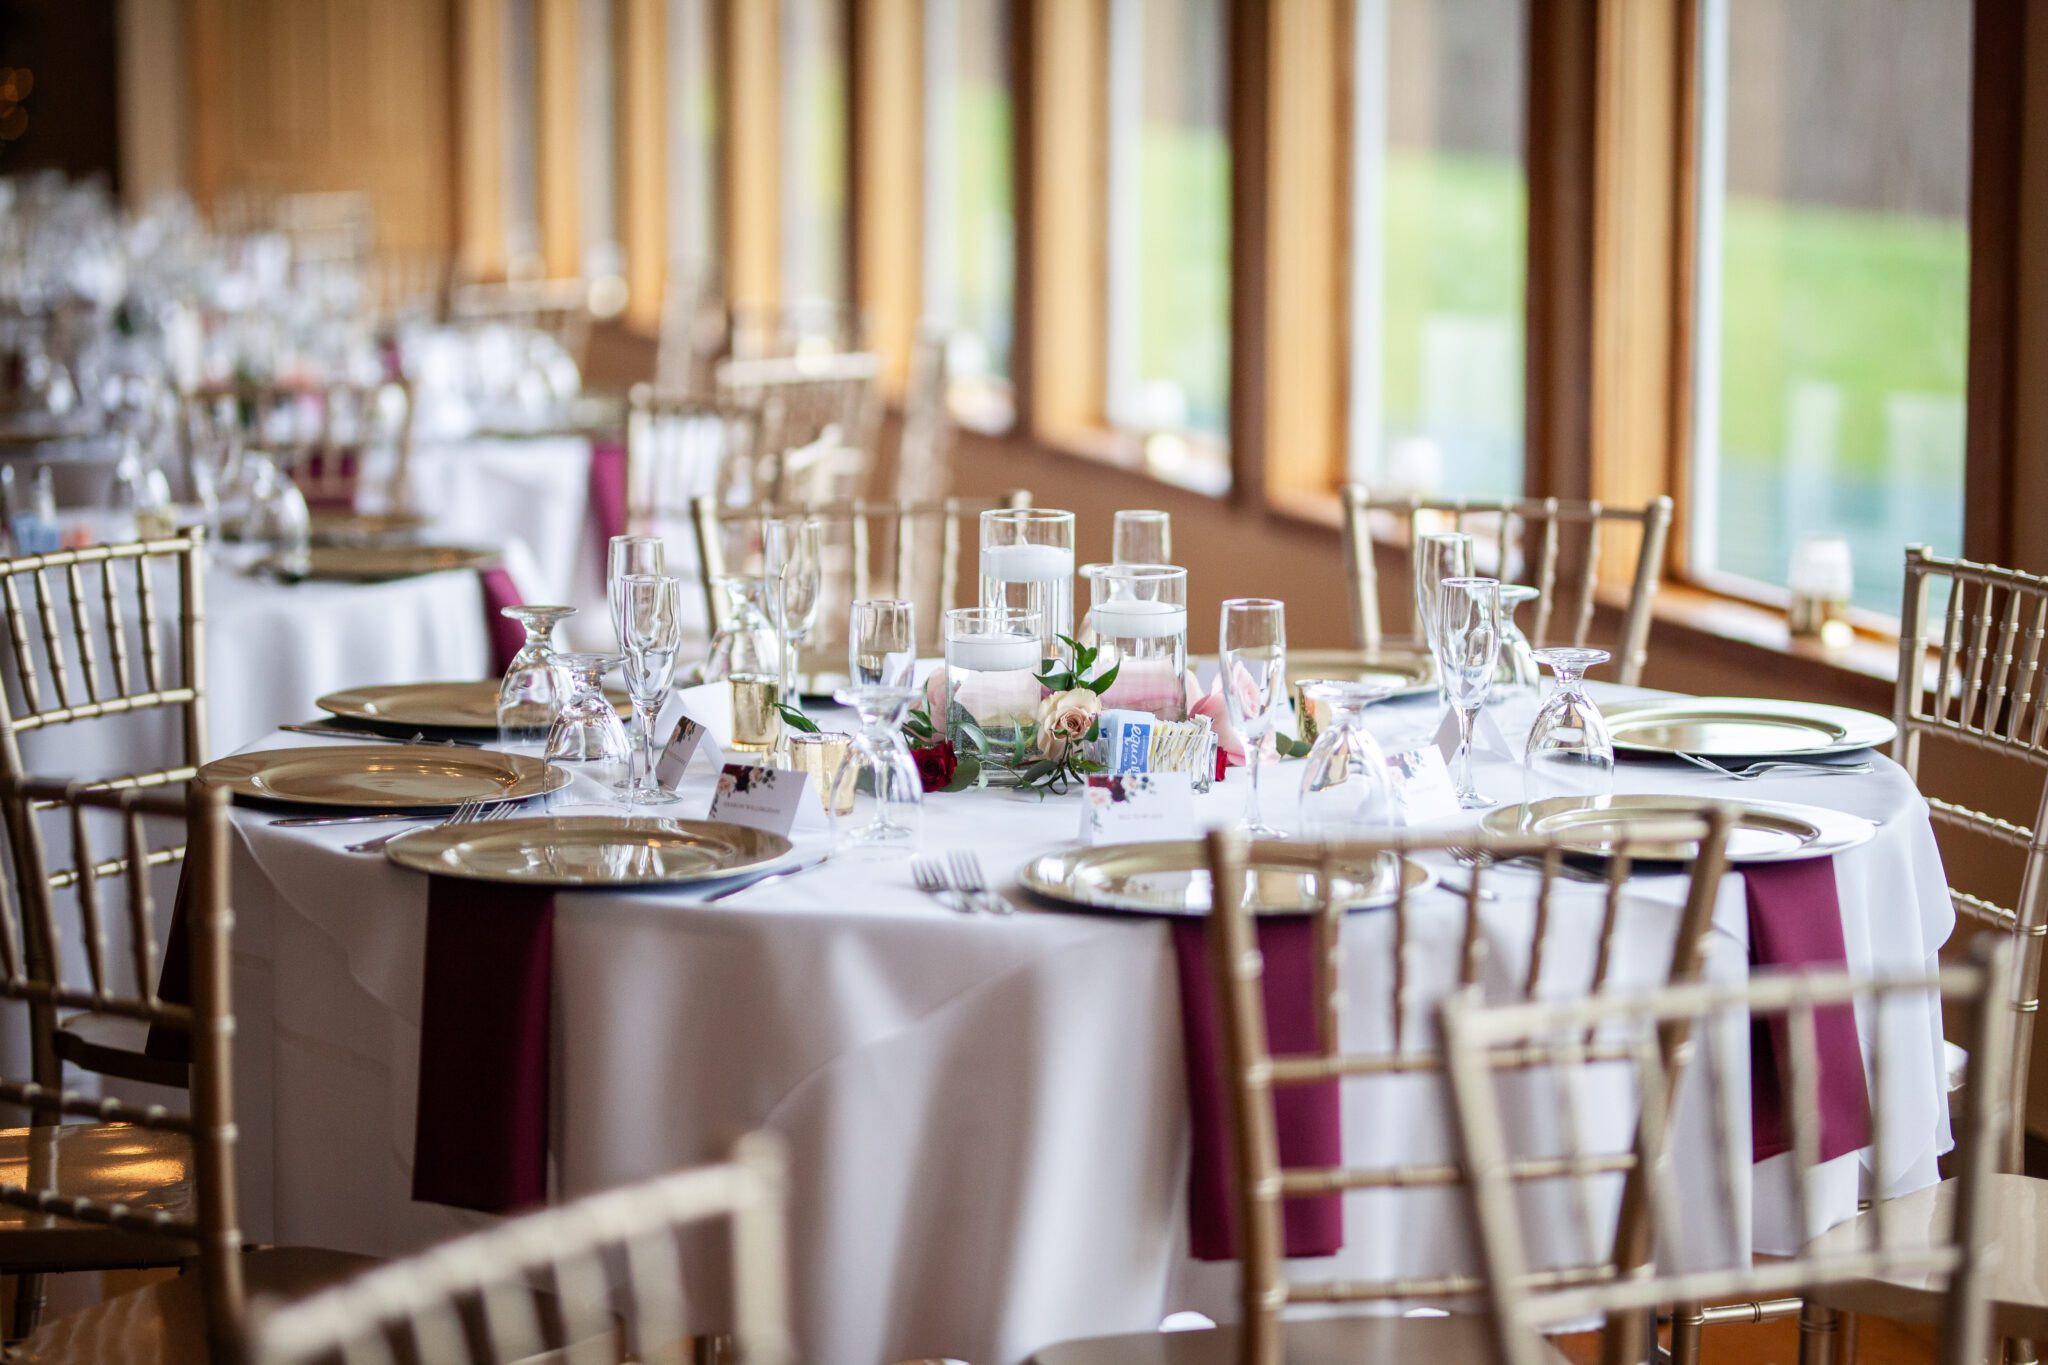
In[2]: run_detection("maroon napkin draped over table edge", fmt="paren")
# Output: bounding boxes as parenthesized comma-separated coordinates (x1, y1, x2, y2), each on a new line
(1745, 857, 1873, 1163)
(587, 438, 627, 559)
(1170, 916, 1344, 1261)
(411, 877, 557, 1212)
(479, 564, 527, 674)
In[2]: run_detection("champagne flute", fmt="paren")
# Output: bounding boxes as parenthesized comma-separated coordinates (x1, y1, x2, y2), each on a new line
(1435, 577, 1503, 809)
(1219, 598, 1288, 837)
(608, 535, 666, 647)
(617, 574, 686, 804)
(1412, 531, 1474, 652)
(849, 598, 916, 688)
(765, 516, 823, 697)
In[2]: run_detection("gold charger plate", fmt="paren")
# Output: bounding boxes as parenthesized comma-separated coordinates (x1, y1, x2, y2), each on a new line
(318, 680, 630, 731)
(1602, 696, 1895, 759)
(1288, 646, 1437, 701)
(1018, 840, 1435, 918)
(308, 510, 430, 545)
(1480, 793, 1875, 865)
(198, 745, 566, 809)
(386, 816, 791, 887)
(260, 544, 497, 582)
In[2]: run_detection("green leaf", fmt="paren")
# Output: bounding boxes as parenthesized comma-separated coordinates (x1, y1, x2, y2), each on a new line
(1035, 668, 1075, 692)
(775, 703, 820, 734)
(939, 751, 981, 793)
(1084, 659, 1121, 696)
(1276, 735, 1313, 759)
(903, 708, 936, 741)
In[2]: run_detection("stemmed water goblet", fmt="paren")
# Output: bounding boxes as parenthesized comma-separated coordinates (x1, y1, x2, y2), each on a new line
(1523, 647, 1616, 808)
(617, 575, 686, 805)
(848, 598, 916, 688)
(1297, 681, 1397, 840)
(1435, 577, 1503, 808)
(544, 652, 632, 797)
(829, 685, 924, 853)
(496, 604, 577, 747)
(1219, 598, 1288, 837)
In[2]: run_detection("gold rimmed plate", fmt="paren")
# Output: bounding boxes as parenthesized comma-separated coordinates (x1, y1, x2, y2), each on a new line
(1480, 794, 1875, 865)
(260, 544, 498, 583)
(1603, 696, 1895, 759)
(198, 745, 566, 810)
(386, 816, 792, 887)
(318, 680, 630, 732)
(1018, 840, 1435, 918)
(308, 510, 431, 545)
(1287, 646, 1437, 701)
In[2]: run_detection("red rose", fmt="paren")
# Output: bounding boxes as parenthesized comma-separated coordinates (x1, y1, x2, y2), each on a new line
(1214, 742, 1228, 783)
(912, 741, 958, 792)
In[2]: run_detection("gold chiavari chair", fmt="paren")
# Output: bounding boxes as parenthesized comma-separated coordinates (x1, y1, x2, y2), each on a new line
(1031, 814, 1733, 1365)
(251, 1131, 794, 1365)
(625, 384, 764, 531)
(1446, 939, 2014, 1365)
(1338, 487, 1673, 687)
(182, 378, 415, 513)
(449, 277, 596, 370)
(894, 328, 956, 504)
(716, 352, 885, 503)
(727, 301, 869, 362)
(0, 780, 375, 1353)
(690, 491, 1032, 666)
(362, 251, 452, 327)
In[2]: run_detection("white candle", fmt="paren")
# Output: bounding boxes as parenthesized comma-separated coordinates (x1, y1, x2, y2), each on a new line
(1091, 599, 1188, 640)
(947, 632, 1042, 672)
(982, 542, 1075, 583)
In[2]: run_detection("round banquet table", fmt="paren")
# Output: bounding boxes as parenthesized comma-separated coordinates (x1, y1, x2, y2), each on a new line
(214, 682, 1953, 1365)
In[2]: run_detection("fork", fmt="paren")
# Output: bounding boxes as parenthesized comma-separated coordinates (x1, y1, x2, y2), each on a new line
(346, 798, 504, 854)
(1451, 844, 1611, 885)
(947, 850, 1017, 916)
(1674, 752, 1874, 782)
(912, 858, 974, 914)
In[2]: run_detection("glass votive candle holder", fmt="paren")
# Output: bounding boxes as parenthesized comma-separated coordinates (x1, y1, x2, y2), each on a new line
(1788, 533, 1854, 648)
(979, 507, 1075, 667)
(787, 730, 856, 814)
(944, 606, 1043, 786)
(1087, 563, 1188, 720)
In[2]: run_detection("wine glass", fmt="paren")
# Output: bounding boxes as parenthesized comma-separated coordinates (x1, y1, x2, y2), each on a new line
(1218, 598, 1288, 837)
(829, 685, 924, 854)
(765, 516, 823, 696)
(1492, 584, 1544, 707)
(617, 575, 686, 804)
(849, 598, 916, 688)
(1524, 647, 1616, 807)
(244, 455, 312, 579)
(496, 604, 577, 747)
(704, 575, 787, 754)
(1112, 509, 1171, 565)
(1435, 577, 1503, 809)
(1412, 531, 1475, 651)
(607, 535, 665, 646)
(544, 652, 631, 797)
(1297, 681, 1397, 840)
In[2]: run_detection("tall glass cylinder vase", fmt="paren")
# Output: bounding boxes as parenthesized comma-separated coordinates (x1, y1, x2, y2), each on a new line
(979, 508, 1075, 668)
(1087, 564, 1187, 719)
(944, 606, 1043, 786)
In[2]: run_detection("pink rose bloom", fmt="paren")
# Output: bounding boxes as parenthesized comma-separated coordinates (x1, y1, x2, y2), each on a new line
(923, 665, 950, 716)
(1187, 667, 1277, 769)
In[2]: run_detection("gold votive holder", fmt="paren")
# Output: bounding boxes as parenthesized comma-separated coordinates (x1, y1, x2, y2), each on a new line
(786, 731, 856, 814)
(1291, 678, 1340, 746)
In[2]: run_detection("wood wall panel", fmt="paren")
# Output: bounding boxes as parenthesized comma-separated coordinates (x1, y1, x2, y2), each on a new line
(187, 0, 456, 253)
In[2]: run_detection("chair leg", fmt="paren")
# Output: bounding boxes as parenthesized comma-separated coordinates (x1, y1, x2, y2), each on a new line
(1798, 1302, 1840, 1365)
(8, 1273, 45, 1341)
(1669, 1300, 1703, 1365)
(1832, 1310, 1859, 1365)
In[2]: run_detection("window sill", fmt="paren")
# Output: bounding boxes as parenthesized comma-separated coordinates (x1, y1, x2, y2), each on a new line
(1028, 422, 1236, 499)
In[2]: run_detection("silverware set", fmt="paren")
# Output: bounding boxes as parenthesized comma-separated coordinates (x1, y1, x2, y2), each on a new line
(278, 723, 483, 748)
(912, 851, 1017, 916)
(346, 799, 515, 855)
(1674, 752, 1873, 781)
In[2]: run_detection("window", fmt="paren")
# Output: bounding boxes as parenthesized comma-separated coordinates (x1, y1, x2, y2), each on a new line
(667, 0, 720, 283)
(1347, 0, 1528, 499)
(1104, 0, 1230, 491)
(921, 0, 1015, 424)
(1690, 0, 1971, 616)
(779, 0, 848, 309)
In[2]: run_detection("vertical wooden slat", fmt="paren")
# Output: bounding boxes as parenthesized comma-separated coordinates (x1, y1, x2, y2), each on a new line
(1571, 508, 1603, 647)
(618, 0, 669, 329)
(68, 802, 109, 1001)
(1024, 0, 1107, 438)
(2, 573, 42, 715)
(534, 0, 585, 279)
(65, 561, 102, 703)
(139, 550, 167, 694)
(181, 536, 210, 769)
(125, 806, 160, 1005)
(851, 0, 923, 391)
(725, 0, 782, 310)
(100, 558, 131, 698)
(456, 0, 512, 278)
(30, 570, 73, 710)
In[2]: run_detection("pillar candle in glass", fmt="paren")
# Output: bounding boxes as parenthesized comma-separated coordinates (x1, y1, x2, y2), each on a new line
(944, 606, 1043, 785)
(979, 507, 1075, 667)
(1087, 563, 1187, 719)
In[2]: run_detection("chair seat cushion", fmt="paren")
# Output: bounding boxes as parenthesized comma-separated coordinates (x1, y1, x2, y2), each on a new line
(10, 1245, 381, 1365)
(1032, 1314, 1570, 1365)
(0, 1123, 194, 1270)
(1807, 1173, 2048, 1342)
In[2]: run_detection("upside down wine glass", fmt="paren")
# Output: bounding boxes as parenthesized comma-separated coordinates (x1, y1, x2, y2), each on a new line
(496, 604, 577, 747)
(1219, 598, 1288, 837)
(1434, 577, 1503, 809)
(544, 652, 632, 795)
(1523, 647, 1616, 807)
(1297, 681, 1397, 840)
(830, 685, 924, 853)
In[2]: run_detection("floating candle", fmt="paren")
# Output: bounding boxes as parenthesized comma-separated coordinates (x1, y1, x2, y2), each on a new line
(981, 542, 1075, 583)
(946, 632, 1043, 672)
(1090, 598, 1188, 640)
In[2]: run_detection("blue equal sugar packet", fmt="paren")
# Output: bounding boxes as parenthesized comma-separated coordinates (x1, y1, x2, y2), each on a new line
(1102, 709, 1154, 773)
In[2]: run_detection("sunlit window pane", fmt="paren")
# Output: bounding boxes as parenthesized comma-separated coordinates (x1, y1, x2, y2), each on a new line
(667, 0, 719, 280)
(923, 0, 1015, 420)
(1691, 0, 1970, 615)
(1348, 0, 1528, 499)
(780, 0, 847, 308)
(1106, 0, 1230, 486)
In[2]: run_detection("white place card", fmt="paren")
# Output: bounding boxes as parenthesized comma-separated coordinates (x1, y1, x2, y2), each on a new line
(1078, 772, 1194, 845)
(1433, 705, 1516, 766)
(707, 763, 811, 838)
(1383, 745, 1461, 826)
(656, 714, 719, 790)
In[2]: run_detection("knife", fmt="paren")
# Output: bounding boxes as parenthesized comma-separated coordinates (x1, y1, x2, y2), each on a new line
(701, 852, 833, 902)
(278, 723, 484, 748)
(269, 811, 427, 828)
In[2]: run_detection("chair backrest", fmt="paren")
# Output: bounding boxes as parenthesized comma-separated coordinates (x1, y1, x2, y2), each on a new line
(690, 491, 1032, 656)
(715, 352, 885, 501)
(448, 277, 595, 369)
(1895, 543, 2048, 1170)
(1338, 488, 1673, 687)
(183, 379, 416, 513)
(895, 328, 956, 504)
(1444, 938, 2012, 1365)
(0, 533, 208, 791)
(0, 778, 243, 1357)
(1205, 813, 1732, 1364)
(654, 266, 732, 398)
(625, 383, 764, 525)
(727, 301, 869, 362)
(363, 252, 451, 327)
(251, 1131, 793, 1365)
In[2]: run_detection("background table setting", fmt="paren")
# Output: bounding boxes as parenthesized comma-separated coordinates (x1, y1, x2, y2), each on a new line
(172, 504, 1957, 1365)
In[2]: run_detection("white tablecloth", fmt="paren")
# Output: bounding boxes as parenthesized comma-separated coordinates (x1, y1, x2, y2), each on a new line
(216, 685, 1952, 1365)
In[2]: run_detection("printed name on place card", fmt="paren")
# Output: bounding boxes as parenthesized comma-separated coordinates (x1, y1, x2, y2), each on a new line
(1383, 745, 1461, 825)
(1078, 772, 1194, 845)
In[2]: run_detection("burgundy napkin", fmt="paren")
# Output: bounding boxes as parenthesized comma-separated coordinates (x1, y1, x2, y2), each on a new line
(294, 446, 361, 510)
(479, 565, 527, 674)
(143, 862, 193, 1064)
(587, 438, 627, 556)
(411, 877, 556, 1212)
(1746, 857, 1872, 1163)
(1170, 917, 1344, 1261)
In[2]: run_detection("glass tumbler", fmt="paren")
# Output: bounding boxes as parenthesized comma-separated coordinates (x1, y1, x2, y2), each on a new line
(980, 507, 1075, 667)
(849, 598, 916, 689)
(1087, 564, 1187, 719)
(497, 604, 577, 747)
